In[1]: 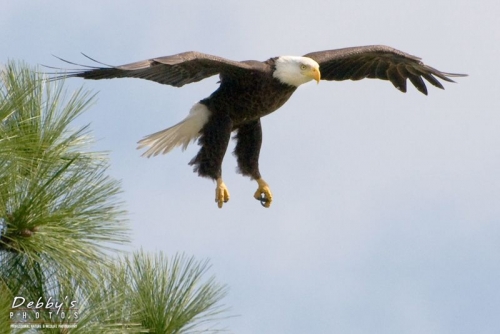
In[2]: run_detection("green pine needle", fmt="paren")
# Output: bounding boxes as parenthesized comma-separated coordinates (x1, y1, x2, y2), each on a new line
(0, 60, 129, 306)
(0, 61, 231, 333)
(95, 251, 230, 333)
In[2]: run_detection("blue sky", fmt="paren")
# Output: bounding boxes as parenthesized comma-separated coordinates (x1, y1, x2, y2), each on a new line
(2, 1, 499, 333)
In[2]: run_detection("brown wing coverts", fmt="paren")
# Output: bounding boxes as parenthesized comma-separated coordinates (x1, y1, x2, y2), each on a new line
(52, 52, 254, 87)
(304, 45, 467, 95)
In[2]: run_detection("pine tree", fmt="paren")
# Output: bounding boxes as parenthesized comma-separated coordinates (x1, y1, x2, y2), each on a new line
(0, 62, 228, 333)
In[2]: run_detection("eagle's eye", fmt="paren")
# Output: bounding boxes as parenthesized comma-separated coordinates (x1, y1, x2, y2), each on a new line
(300, 64, 307, 70)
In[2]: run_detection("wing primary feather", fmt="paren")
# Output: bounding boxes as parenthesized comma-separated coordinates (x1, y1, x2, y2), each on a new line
(50, 55, 102, 69)
(396, 64, 410, 79)
(406, 65, 422, 77)
(387, 65, 407, 92)
(408, 76, 428, 95)
(427, 67, 467, 83)
(421, 73, 445, 89)
(80, 53, 115, 68)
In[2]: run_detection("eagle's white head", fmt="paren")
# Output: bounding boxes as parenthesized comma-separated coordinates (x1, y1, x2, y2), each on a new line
(273, 56, 321, 87)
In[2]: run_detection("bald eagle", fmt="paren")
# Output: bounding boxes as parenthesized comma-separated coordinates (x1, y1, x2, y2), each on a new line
(52, 45, 466, 208)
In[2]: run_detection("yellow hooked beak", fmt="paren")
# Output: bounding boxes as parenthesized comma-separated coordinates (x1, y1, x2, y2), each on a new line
(310, 67, 321, 83)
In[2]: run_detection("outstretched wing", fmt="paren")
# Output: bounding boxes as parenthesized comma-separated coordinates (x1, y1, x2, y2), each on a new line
(48, 52, 255, 87)
(304, 45, 467, 95)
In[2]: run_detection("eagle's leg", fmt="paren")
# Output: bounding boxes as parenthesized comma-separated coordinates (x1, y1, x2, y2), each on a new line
(189, 110, 232, 208)
(234, 119, 273, 208)
(215, 177, 230, 209)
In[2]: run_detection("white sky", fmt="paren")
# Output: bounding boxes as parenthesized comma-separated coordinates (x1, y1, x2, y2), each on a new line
(2, 1, 499, 333)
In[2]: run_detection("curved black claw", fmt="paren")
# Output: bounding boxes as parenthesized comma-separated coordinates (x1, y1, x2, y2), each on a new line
(256, 194, 270, 207)
(254, 178, 273, 208)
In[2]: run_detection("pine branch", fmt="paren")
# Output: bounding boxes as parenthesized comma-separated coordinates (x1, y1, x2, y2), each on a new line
(0, 61, 231, 333)
(0, 61, 130, 328)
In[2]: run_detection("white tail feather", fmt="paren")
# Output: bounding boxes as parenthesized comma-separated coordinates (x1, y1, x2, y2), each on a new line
(137, 103, 211, 158)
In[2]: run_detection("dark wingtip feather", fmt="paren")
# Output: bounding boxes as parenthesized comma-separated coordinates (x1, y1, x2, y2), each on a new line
(50, 54, 101, 69)
(43, 54, 117, 82)
(442, 72, 468, 78)
(408, 76, 428, 95)
(387, 65, 407, 93)
(41, 59, 83, 82)
(80, 53, 114, 68)
(427, 66, 468, 83)
(422, 73, 445, 90)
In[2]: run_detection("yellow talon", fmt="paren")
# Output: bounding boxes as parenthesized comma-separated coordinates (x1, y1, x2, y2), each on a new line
(215, 178, 230, 208)
(254, 178, 273, 208)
